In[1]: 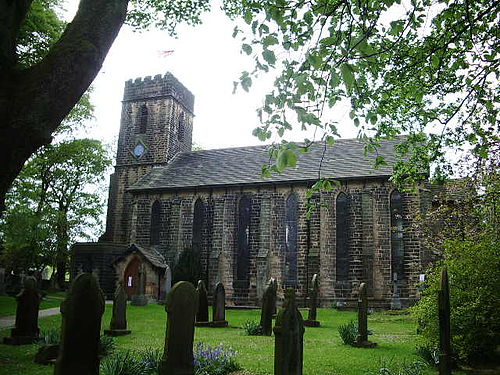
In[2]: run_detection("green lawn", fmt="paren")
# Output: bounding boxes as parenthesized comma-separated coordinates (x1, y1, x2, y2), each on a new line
(0, 305, 467, 375)
(0, 292, 64, 317)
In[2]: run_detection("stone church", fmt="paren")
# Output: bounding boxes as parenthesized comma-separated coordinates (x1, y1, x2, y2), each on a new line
(72, 72, 432, 308)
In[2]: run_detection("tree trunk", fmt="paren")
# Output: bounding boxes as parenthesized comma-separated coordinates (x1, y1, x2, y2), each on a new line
(55, 206, 69, 290)
(0, 0, 128, 216)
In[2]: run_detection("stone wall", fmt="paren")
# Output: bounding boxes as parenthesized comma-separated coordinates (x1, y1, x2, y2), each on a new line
(128, 179, 426, 308)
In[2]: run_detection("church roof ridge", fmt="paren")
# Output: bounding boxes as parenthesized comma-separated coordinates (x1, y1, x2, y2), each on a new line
(129, 136, 414, 192)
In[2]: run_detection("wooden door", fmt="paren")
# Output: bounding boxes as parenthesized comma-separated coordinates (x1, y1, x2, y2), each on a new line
(124, 257, 140, 299)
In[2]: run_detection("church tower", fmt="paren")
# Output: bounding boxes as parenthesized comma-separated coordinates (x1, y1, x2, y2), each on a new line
(101, 73, 195, 244)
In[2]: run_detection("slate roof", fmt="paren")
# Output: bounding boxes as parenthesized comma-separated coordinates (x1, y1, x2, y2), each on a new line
(129, 137, 410, 192)
(113, 244, 167, 269)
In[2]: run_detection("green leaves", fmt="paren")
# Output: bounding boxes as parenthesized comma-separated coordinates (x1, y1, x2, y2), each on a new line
(340, 64, 355, 93)
(242, 43, 252, 55)
(262, 49, 276, 65)
(276, 148, 297, 172)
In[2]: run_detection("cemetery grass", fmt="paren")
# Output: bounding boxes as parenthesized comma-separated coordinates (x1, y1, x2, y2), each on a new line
(0, 304, 468, 375)
(0, 292, 65, 317)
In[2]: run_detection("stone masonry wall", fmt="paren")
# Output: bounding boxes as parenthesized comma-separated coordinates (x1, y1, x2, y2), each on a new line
(128, 179, 426, 308)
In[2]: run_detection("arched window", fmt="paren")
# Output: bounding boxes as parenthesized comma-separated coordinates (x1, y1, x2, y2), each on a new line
(138, 104, 148, 134)
(178, 113, 185, 141)
(336, 192, 350, 281)
(390, 191, 405, 281)
(192, 198, 204, 253)
(285, 193, 298, 285)
(150, 200, 161, 245)
(236, 197, 251, 282)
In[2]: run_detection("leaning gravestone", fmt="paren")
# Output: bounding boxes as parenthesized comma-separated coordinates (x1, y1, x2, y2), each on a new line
(211, 282, 228, 327)
(104, 282, 131, 336)
(354, 282, 377, 348)
(3, 276, 40, 345)
(438, 267, 452, 375)
(131, 263, 148, 306)
(304, 274, 320, 327)
(54, 273, 105, 375)
(195, 280, 210, 327)
(273, 288, 304, 375)
(260, 277, 277, 336)
(159, 281, 198, 375)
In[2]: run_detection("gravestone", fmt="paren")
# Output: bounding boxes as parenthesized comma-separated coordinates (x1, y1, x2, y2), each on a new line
(3, 276, 40, 345)
(165, 265, 172, 294)
(195, 280, 210, 327)
(159, 281, 198, 375)
(131, 263, 148, 306)
(0, 267, 6, 295)
(104, 282, 131, 336)
(54, 273, 105, 375)
(355, 283, 377, 348)
(34, 344, 59, 365)
(304, 274, 320, 327)
(438, 267, 452, 375)
(211, 282, 228, 327)
(273, 288, 304, 375)
(271, 278, 278, 317)
(260, 277, 277, 336)
(391, 276, 402, 309)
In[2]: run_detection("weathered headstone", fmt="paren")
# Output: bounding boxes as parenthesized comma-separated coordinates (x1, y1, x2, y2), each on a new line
(104, 282, 131, 336)
(273, 288, 304, 375)
(0, 267, 6, 295)
(304, 274, 320, 327)
(131, 263, 148, 306)
(355, 282, 377, 348)
(195, 280, 210, 327)
(54, 273, 105, 375)
(391, 274, 402, 309)
(438, 267, 452, 375)
(260, 277, 277, 336)
(165, 265, 172, 294)
(3, 276, 40, 345)
(159, 281, 198, 375)
(210, 282, 228, 327)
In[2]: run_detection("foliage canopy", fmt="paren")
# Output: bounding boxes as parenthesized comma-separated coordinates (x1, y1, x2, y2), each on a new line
(225, 0, 499, 185)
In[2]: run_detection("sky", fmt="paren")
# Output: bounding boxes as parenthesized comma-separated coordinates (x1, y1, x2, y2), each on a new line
(64, 1, 357, 151)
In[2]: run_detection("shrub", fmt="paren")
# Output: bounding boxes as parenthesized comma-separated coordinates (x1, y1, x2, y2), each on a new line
(338, 321, 358, 346)
(242, 320, 262, 336)
(99, 335, 117, 357)
(100, 351, 148, 375)
(412, 234, 500, 365)
(194, 342, 241, 375)
(37, 327, 60, 345)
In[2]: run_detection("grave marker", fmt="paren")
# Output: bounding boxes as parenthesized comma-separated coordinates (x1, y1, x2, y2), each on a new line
(211, 282, 228, 327)
(195, 280, 210, 327)
(54, 273, 105, 375)
(260, 277, 277, 336)
(438, 267, 452, 375)
(273, 288, 304, 375)
(159, 281, 198, 375)
(3, 276, 40, 345)
(355, 283, 377, 348)
(304, 274, 320, 327)
(104, 282, 131, 336)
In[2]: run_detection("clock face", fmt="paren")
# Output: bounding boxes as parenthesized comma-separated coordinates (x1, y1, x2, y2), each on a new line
(133, 144, 146, 157)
